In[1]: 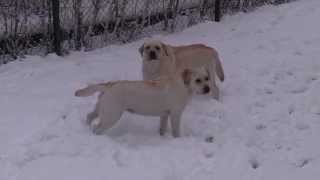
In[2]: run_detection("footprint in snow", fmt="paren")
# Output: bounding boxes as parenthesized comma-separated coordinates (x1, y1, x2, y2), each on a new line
(293, 50, 303, 56)
(255, 124, 267, 130)
(295, 123, 310, 131)
(289, 86, 308, 94)
(288, 105, 295, 115)
(306, 75, 319, 84)
(249, 158, 260, 169)
(205, 136, 214, 143)
(295, 158, 313, 168)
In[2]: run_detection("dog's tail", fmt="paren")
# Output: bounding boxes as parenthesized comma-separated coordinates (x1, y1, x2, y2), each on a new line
(75, 82, 115, 97)
(215, 53, 225, 82)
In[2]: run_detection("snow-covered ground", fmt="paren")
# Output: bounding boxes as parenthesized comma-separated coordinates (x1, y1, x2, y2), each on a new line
(1, 0, 320, 179)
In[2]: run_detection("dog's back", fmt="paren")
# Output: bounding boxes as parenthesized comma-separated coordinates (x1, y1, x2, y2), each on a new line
(171, 44, 224, 82)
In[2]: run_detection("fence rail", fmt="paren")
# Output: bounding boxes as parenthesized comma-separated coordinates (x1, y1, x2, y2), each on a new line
(0, 0, 294, 65)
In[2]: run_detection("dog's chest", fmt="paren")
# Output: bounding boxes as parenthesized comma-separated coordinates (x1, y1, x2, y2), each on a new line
(142, 61, 160, 80)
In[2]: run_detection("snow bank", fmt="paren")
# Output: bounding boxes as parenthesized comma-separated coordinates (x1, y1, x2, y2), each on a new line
(1, 0, 320, 179)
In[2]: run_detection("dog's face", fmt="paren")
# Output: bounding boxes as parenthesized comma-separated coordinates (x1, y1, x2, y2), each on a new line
(139, 40, 169, 61)
(182, 69, 211, 95)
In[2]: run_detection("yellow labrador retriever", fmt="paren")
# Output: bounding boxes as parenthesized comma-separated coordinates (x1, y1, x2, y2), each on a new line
(139, 39, 225, 100)
(75, 69, 211, 137)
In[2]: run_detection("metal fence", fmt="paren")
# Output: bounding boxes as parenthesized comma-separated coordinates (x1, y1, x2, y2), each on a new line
(0, 0, 294, 65)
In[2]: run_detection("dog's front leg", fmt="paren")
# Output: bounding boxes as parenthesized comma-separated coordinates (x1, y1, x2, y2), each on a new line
(207, 68, 219, 100)
(86, 107, 98, 125)
(159, 114, 169, 136)
(170, 112, 182, 138)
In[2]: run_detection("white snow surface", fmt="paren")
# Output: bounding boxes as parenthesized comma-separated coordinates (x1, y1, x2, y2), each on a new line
(1, 0, 320, 179)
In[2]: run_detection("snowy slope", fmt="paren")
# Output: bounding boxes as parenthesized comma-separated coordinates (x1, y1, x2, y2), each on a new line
(1, 0, 320, 179)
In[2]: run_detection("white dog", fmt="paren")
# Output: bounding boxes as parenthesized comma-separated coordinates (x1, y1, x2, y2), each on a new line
(139, 39, 225, 99)
(75, 69, 210, 137)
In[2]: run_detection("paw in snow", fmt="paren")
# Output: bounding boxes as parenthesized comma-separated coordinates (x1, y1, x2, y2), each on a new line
(91, 119, 105, 135)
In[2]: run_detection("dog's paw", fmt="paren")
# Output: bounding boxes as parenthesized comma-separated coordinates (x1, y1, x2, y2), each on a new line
(159, 128, 166, 136)
(211, 87, 219, 100)
(92, 126, 105, 135)
(212, 93, 219, 100)
(90, 119, 105, 135)
(86, 112, 97, 125)
(86, 117, 93, 125)
(172, 131, 181, 138)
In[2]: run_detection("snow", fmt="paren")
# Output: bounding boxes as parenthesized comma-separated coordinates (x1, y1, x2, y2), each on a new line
(1, 0, 320, 179)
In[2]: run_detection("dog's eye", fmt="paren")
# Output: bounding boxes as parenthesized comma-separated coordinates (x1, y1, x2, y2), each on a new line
(204, 77, 209, 81)
(155, 46, 160, 50)
(146, 46, 150, 50)
(195, 79, 202, 84)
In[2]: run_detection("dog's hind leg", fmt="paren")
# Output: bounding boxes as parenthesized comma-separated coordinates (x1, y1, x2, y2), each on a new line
(86, 93, 104, 125)
(159, 113, 169, 136)
(92, 105, 123, 135)
(170, 112, 182, 138)
(86, 103, 99, 125)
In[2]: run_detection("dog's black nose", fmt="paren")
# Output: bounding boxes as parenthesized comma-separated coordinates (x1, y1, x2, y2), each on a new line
(149, 51, 157, 60)
(203, 86, 210, 94)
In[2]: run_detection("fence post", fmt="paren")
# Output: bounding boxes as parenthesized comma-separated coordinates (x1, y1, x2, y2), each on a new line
(170, 0, 180, 32)
(51, 0, 62, 56)
(74, 0, 82, 50)
(214, 0, 221, 22)
(200, 0, 208, 18)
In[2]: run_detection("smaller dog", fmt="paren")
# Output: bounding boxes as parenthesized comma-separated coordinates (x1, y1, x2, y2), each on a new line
(75, 69, 210, 137)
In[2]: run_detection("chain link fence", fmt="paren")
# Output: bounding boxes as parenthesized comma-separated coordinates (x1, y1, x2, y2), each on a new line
(0, 0, 52, 64)
(0, 0, 294, 65)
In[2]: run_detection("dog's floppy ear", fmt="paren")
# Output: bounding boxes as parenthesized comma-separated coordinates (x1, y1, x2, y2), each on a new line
(181, 69, 192, 86)
(138, 43, 144, 56)
(161, 43, 169, 56)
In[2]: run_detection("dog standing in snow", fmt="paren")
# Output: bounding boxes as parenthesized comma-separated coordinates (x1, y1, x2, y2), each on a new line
(139, 39, 225, 100)
(75, 69, 211, 137)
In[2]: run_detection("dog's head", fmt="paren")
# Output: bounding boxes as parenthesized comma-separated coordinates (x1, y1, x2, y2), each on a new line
(139, 39, 169, 61)
(181, 68, 211, 95)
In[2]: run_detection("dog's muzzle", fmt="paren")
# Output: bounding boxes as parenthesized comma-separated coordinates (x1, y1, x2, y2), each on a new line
(149, 51, 157, 60)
